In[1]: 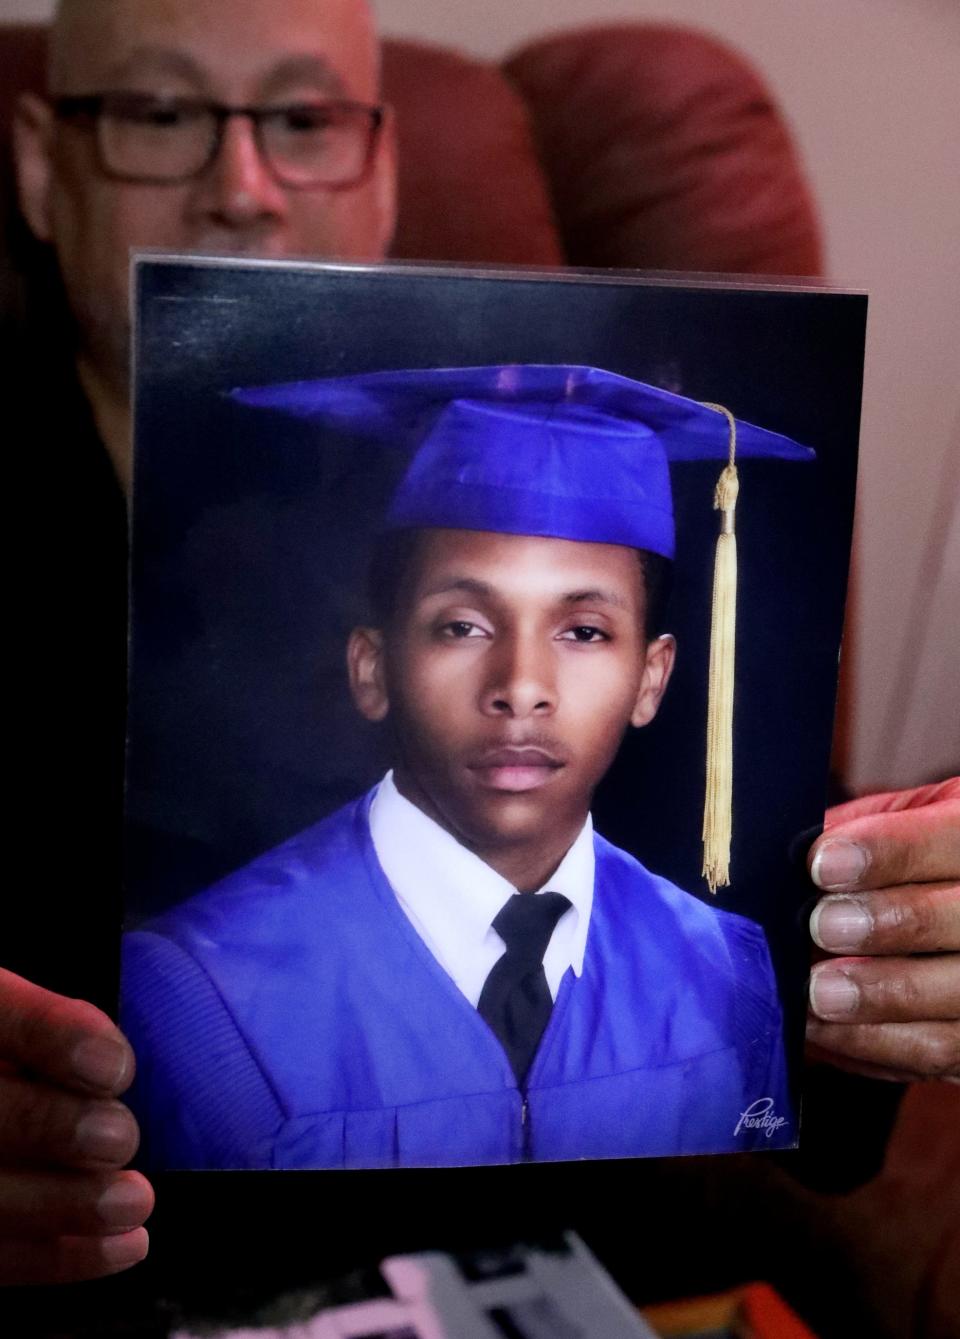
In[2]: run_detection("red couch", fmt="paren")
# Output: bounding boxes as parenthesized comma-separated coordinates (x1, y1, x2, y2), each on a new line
(1, 21, 822, 277)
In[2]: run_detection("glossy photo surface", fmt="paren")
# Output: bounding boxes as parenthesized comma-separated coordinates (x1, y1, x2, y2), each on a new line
(123, 258, 866, 1170)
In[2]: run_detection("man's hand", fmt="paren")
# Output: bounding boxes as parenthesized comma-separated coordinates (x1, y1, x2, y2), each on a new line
(806, 779, 960, 1082)
(0, 968, 153, 1286)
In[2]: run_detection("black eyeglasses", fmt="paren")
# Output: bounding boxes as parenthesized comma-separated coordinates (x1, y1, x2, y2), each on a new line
(53, 93, 385, 189)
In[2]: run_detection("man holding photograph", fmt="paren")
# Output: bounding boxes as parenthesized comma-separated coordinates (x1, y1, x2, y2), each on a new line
(2, 0, 958, 1292)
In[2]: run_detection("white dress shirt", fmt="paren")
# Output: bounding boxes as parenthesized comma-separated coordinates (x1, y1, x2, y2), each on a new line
(369, 771, 594, 1007)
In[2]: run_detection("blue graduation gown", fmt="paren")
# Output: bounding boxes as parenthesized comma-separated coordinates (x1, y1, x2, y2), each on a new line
(121, 790, 794, 1169)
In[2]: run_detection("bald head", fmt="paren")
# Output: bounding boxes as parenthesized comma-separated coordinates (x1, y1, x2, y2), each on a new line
(48, 0, 381, 98)
(48, 0, 88, 92)
(15, 0, 395, 462)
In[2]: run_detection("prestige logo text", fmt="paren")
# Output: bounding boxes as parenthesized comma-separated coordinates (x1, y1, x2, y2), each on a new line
(734, 1097, 787, 1139)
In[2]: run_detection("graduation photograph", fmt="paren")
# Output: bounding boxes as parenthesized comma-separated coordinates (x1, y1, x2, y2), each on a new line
(121, 255, 866, 1172)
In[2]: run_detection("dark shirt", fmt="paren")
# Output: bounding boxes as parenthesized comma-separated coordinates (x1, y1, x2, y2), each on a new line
(6, 319, 128, 1014)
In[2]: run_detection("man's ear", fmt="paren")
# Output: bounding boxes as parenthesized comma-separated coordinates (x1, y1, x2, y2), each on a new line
(13, 93, 56, 243)
(347, 626, 390, 721)
(630, 634, 676, 728)
(371, 104, 398, 257)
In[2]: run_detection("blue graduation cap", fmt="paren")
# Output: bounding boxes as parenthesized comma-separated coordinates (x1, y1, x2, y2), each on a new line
(231, 364, 814, 891)
(232, 364, 812, 561)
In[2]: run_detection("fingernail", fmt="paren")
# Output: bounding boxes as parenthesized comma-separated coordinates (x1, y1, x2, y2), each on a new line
(97, 1179, 152, 1229)
(809, 965, 860, 1018)
(101, 1228, 149, 1270)
(810, 895, 873, 950)
(76, 1104, 137, 1164)
(71, 1036, 131, 1091)
(810, 838, 869, 890)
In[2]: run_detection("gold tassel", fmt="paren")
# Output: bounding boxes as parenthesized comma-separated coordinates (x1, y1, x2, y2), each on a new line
(700, 404, 738, 892)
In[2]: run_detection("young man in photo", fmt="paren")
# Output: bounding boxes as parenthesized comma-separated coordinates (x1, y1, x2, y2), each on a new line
(122, 363, 812, 1170)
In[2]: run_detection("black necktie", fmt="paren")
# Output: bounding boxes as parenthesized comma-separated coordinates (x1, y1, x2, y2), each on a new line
(477, 891, 571, 1084)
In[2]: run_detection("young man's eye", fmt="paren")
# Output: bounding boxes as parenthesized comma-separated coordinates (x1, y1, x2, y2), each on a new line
(440, 620, 486, 639)
(558, 625, 610, 643)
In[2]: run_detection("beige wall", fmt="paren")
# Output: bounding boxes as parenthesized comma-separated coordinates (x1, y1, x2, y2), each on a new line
(0, 0, 50, 16)
(5, 0, 958, 791)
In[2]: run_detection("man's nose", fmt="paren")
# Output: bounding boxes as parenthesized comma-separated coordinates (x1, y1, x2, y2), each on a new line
(480, 633, 556, 718)
(193, 114, 288, 228)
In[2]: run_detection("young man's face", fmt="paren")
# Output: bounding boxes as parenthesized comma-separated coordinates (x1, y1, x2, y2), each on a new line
(349, 529, 675, 866)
